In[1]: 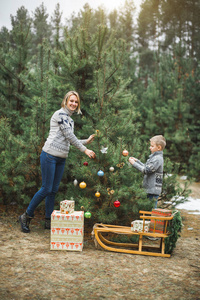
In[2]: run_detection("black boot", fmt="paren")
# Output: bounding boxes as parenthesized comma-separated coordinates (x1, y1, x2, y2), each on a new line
(19, 212, 33, 233)
(44, 217, 51, 230)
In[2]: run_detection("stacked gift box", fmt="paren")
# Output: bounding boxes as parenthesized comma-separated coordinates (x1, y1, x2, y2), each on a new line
(149, 208, 172, 233)
(131, 220, 150, 232)
(50, 200, 84, 251)
(60, 200, 74, 214)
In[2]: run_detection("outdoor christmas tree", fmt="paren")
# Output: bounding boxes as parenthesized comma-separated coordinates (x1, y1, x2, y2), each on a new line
(46, 8, 146, 224)
(47, 12, 158, 224)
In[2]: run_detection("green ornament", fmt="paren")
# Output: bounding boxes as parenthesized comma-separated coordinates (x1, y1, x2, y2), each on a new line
(84, 211, 92, 218)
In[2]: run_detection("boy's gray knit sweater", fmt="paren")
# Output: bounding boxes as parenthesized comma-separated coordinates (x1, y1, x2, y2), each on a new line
(42, 107, 87, 158)
(132, 151, 164, 195)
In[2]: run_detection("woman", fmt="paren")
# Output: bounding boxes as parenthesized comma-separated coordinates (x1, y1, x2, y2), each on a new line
(19, 91, 96, 233)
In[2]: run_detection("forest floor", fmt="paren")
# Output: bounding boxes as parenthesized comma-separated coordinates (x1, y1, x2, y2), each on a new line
(0, 182, 200, 300)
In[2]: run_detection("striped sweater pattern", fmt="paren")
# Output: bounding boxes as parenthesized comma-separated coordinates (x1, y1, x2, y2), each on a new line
(42, 107, 87, 158)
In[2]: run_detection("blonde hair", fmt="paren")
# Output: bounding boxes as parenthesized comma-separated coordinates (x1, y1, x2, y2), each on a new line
(150, 135, 166, 150)
(61, 91, 81, 114)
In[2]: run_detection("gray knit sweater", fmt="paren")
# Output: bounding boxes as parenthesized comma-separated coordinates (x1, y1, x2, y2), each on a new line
(132, 151, 164, 195)
(42, 107, 87, 158)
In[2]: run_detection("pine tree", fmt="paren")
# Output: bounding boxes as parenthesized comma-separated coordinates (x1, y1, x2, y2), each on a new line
(50, 11, 145, 223)
(0, 117, 30, 205)
(32, 3, 52, 55)
(0, 2, 197, 213)
(0, 6, 55, 205)
(185, 63, 200, 179)
(0, 6, 32, 128)
(51, 3, 62, 75)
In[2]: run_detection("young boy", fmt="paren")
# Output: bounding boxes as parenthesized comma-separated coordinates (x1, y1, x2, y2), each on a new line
(129, 135, 166, 208)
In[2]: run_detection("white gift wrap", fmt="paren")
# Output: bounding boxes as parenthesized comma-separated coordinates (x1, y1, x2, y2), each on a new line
(131, 220, 150, 232)
(60, 200, 75, 214)
(50, 210, 84, 251)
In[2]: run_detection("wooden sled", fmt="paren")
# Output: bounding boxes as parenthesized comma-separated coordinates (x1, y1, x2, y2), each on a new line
(93, 210, 174, 258)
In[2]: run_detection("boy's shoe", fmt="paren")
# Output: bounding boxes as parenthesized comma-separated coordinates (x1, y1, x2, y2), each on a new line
(44, 218, 51, 230)
(19, 212, 33, 233)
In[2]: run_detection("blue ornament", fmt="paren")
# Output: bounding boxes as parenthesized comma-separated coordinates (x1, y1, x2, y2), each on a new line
(97, 170, 104, 177)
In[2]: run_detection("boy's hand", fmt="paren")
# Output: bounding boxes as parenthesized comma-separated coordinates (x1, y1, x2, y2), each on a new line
(129, 157, 137, 165)
(87, 134, 95, 144)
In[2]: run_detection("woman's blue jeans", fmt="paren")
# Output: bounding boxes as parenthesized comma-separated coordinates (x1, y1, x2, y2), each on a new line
(147, 194, 159, 209)
(27, 151, 66, 218)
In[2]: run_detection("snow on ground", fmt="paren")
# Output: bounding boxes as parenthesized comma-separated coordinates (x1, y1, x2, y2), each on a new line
(175, 197, 200, 215)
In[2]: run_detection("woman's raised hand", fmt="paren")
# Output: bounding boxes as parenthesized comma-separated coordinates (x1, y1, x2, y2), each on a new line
(87, 134, 95, 144)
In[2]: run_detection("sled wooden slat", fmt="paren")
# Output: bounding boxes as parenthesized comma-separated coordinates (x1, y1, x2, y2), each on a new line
(93, 210, 174, 258)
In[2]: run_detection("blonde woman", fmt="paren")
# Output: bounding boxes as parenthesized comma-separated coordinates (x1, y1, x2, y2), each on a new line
(19, 91, 95, 233)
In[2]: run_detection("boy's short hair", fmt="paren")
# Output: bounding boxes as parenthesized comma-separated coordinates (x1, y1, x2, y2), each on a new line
(150, 135, 166, 150)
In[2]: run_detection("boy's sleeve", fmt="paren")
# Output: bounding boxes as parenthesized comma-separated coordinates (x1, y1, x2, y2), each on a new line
(132, 159, 145, 173)
(133, 158, 161, 174)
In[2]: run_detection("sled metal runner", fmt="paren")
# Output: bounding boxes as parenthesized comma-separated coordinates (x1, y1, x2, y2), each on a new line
(93, 211, 174, 258)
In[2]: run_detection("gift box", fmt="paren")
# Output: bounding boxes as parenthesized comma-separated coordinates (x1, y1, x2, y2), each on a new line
(131, 220, 150, 232)
(149, 209, 172, 233)
(60, 200, 75, 214)
(50, 210, 84, 251)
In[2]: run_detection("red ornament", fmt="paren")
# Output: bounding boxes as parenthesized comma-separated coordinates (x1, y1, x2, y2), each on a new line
(114, 200, 121, 207)
(83, 161, 88, 166)
(122, 149, 129, 157)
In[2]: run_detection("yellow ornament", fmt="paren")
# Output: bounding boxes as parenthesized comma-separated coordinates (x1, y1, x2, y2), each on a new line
(79, 181, 87, 189)
(95, 191, 101, 198)
(96, 130, 100, 137)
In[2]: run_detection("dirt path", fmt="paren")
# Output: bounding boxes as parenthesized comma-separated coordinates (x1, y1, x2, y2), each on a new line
(0, 207, 199, 300)
(1, 181, 200, 300)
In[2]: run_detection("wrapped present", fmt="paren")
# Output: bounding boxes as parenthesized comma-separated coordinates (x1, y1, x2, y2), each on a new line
(60, 200, 75, 214)
(131, 220, 150, 232)
(50, 210, 84, 251)
(149, 209, 172, 234)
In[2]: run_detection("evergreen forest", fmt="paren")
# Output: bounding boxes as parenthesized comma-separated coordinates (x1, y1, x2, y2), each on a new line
(0, 0, 199, 224)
